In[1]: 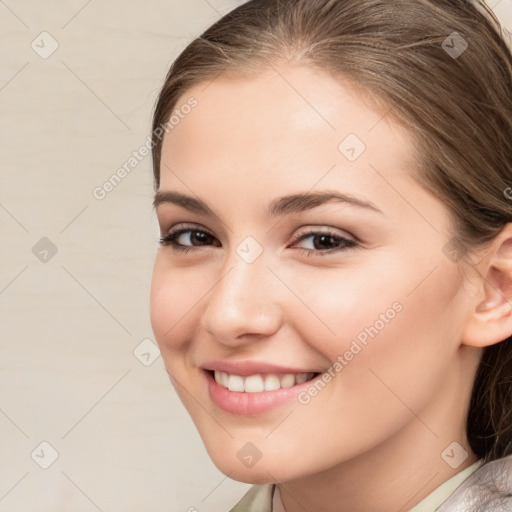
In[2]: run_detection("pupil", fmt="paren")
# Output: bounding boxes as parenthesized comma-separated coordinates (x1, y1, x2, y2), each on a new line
(315, 234, 334, 250)
(193, 231, 209, 245)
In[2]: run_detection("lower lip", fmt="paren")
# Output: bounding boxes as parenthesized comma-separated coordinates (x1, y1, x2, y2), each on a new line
(204, 370, 319, 416)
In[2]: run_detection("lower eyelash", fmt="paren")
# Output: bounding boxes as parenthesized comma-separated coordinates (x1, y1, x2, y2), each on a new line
(159, 234, 194, 252)
(297, 245, 351, 257)
(168, 244, 193, 254)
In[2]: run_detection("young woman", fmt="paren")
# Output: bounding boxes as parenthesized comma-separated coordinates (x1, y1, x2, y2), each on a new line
(149, 0, 512, 510)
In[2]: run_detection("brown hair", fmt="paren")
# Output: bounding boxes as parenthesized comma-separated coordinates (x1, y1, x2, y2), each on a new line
(151, 0, 512, 463)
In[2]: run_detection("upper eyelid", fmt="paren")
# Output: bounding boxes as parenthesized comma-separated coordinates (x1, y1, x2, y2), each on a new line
(165, 223, 215, 237)
(163, 224, 356, 244)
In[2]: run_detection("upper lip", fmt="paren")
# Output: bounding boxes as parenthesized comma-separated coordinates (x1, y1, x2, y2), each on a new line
(201, 360, 322, 376)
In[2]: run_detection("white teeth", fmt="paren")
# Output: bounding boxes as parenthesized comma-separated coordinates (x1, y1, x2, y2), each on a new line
(220, 371, 229, 388)
(280, 374, 295, 388)
(227, 374, 245, 392)
(264, 374, 281, 391)
(244, 375, 265, 393)
(213, 371, 314, 392)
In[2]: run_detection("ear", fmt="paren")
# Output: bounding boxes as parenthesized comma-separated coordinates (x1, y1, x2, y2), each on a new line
(461, 223, 512, 348)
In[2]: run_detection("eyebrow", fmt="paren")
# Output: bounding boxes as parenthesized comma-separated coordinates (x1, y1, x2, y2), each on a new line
(153, 190, 384, 217)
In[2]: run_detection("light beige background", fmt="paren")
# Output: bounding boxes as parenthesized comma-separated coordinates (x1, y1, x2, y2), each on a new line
(1, 1, 511, 511)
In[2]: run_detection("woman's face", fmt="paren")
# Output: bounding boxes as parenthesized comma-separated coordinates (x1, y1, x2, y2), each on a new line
(150, 64, 478, 483)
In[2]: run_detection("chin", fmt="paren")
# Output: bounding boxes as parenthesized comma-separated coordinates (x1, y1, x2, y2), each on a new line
(230, 470, 277, 485)
(207, 448, 300, 485)
(205, 445, 270, 482)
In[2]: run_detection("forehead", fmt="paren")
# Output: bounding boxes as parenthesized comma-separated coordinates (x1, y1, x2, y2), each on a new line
(165, 63, 402, 149)
(159, 64, 424, 219)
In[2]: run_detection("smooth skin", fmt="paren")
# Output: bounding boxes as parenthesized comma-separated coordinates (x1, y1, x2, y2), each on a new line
(150, 63, 512, 512)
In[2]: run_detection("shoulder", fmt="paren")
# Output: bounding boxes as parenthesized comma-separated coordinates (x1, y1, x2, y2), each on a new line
(437, 454, 512, 511)
(229, 484, 274, 512)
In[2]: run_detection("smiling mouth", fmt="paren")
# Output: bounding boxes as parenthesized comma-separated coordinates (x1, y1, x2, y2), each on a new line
(208, 370, 320, 393)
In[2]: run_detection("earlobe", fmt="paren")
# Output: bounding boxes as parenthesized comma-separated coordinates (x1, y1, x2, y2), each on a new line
(462, 224, 512, 348)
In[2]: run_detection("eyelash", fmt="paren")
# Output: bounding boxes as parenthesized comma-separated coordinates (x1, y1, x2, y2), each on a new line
(158, 224, 357, 257)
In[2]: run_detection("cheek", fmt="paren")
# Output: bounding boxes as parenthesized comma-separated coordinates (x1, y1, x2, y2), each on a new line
(278, 260, 405, 358)
(289, 254, 464, 404)
(149, 256, 201, 353)
(291, 246, 462, 350)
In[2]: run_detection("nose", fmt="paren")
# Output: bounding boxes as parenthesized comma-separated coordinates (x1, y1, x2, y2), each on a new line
(201, 248, 282, 348)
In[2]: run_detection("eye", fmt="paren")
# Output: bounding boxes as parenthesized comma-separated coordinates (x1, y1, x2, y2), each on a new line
(288, 228, 357, 257)
(159, 224, 357, 257)
(159, 224, 220, 253)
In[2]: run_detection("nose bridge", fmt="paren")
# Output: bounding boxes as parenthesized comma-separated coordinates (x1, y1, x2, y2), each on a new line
(215, 232, 270, 302)
(202, 241, 280, 342)
(214, 245, 270, 315)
